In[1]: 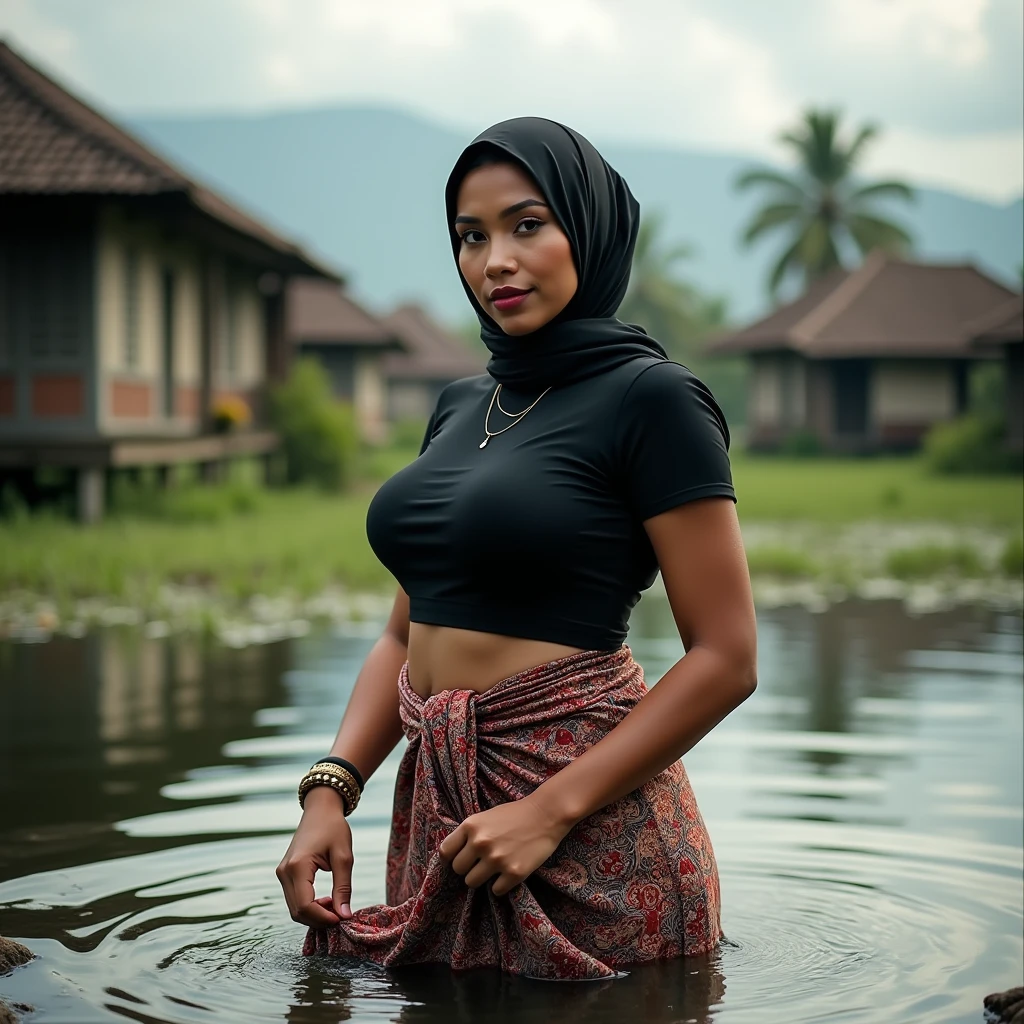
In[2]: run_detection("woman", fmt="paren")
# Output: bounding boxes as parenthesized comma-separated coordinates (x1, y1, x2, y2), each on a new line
(276, 116, 757, 981)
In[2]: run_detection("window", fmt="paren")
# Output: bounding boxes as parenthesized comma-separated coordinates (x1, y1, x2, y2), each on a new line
(124, 247, 140, 369)
(224, 281, 238, 381)
(161, 268, 175, 417)
(11, 237, 88, 363)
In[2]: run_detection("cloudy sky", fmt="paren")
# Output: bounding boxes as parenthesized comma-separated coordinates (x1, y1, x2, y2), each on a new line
(4, 0, 1022, 201)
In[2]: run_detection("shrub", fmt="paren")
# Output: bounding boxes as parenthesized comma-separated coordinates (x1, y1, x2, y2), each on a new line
(268, 359, 359, 491)
(922, 414, 1021, 475)
(1001, 534, 1024, 577)
(109, 474, 264, 524)
(746, 546, 820, 578)
(0, 483, 29, 522)
(389, 416, 431, 450)
(778, 428, 822, 457)
(885, 544, 985, 580)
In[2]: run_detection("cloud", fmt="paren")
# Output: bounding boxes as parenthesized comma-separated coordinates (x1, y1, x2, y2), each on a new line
(830, 0, 991, 68)
(2, 0, 1021, 200)
(860, 126, 1024, 202)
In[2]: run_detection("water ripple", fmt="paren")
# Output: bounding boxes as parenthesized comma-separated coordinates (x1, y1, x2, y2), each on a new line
(0, 819, 1018, 1024)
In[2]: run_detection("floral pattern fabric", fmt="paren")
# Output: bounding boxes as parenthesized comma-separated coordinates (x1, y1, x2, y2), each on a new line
(302, 645, 721, 980)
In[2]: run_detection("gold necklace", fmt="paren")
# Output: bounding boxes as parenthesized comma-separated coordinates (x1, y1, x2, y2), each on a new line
(479, 383, 551, 448)
(495, 386, 535, 417)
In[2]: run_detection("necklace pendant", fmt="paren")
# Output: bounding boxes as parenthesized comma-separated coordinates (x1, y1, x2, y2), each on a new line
(479, 437, 489, 448)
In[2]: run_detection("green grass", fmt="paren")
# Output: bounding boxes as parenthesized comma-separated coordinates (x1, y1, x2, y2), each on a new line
(744, 546, 821, 579)
(884, 543, 986, 580)
(730, 454, 1023, 526)
(0, 486, 393, 609)
(0, 451, 1020, 607)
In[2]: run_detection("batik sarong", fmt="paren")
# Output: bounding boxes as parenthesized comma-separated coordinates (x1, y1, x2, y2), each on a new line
(302, 645, 721, 980)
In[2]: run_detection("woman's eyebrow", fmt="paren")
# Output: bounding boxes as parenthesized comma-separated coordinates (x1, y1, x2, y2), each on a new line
(455, 198, 549, 225)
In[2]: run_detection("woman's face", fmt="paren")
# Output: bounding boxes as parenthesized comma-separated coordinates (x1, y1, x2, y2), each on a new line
(455, 161, 578, 336)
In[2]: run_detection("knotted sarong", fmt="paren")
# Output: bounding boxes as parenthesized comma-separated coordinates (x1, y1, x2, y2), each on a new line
(302, 645, 721, 979)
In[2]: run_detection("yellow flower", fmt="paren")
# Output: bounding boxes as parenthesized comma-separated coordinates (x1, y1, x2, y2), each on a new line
(212, 395, 252, 431)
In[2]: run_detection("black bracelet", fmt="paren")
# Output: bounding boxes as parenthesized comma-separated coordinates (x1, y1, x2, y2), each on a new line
(312, 756, 365, 792)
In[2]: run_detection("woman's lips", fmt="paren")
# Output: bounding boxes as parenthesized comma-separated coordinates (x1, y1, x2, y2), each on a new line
(492, 289, 532, 311)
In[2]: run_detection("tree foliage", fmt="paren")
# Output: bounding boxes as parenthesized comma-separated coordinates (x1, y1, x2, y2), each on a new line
(617, 211, 727, 361)
(617, 212, 748, 426)
(736, 108, 915, 297)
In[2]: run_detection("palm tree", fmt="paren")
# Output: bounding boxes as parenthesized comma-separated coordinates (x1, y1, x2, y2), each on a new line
(618, 211, 726, 360)
(737, 108, 915, 298)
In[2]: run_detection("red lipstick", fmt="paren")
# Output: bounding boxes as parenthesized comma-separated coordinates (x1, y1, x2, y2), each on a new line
(490, 286, 532, 311)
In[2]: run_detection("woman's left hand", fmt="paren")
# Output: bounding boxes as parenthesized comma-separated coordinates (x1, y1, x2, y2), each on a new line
(437, 795, 573, 897)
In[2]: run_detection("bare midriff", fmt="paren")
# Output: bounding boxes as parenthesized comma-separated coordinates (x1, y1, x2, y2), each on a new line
(406, 622, 586, 699)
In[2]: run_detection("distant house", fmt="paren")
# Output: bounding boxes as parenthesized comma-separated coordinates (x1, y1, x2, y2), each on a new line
(286, 278, 401, 443)
(707, 252, 1018, 453)
(968, 296, 1024, 453)
(382, 303, 486, 421)
(0, 40, 339, 520)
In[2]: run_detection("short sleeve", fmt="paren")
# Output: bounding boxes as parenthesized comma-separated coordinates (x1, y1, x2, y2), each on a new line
(615, 361, 736, 521)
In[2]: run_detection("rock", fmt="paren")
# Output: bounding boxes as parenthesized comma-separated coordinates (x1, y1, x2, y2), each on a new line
(0, 937, 32, 974)
(0, 1001, 35, 1024)
(0, 938, 35, 1023)
(986, 987, 1024, 1023)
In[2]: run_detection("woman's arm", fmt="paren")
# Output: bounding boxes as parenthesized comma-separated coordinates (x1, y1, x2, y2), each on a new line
(528, 496, 756, 825)
(439, 497, 757, 895)
(276, 586, 411, 926)
(324, 587, 411, 782)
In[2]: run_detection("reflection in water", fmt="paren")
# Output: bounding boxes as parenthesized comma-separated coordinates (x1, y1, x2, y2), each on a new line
(284, 955, 725, 1024)
(0, 598, 1020, 1023)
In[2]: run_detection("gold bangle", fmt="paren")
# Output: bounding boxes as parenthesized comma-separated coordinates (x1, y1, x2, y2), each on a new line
(298, 774, 357, 814)
(309, 762, 362, 801)
(298, 763, 361, 815)
(299, 765, 360, 804)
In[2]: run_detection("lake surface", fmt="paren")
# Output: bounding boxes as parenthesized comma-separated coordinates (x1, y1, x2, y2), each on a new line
(0, 597, 1021, 1023)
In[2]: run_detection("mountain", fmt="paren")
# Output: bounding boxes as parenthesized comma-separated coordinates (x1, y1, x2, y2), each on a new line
(131, 106, 1023, 327)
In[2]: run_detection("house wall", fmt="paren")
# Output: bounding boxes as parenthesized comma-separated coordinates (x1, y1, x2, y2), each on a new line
(749, 355, 782, 429)
(95, 206, 267, 435)
(354, 354, 388, 443)
(389, 380, 434, 421)
(96, 205, 203, 434)
(870, 360, 957, 445)
(747, 353, 807, 447)
(0, 226, 97, 437)
(747, 355, 960, 452)
(804, 361, 834, 442)
(213, 270, 266, 399)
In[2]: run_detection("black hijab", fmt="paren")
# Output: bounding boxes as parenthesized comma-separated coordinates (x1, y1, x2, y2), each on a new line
(444, 116, 667, 390)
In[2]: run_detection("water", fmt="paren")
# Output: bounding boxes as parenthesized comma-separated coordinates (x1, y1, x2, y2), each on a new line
(0, 597, 1021, 1023)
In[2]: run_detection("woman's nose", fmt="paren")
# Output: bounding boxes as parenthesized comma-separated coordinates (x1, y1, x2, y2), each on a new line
(484, 241, 518, 278)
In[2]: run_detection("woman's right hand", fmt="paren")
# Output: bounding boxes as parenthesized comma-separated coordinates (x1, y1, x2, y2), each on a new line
(275, 786, 354, 927)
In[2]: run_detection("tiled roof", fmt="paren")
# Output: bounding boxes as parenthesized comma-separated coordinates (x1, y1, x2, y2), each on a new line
(287, 278, 396, 347)
(0, 39, 338, 279)
(708, 252, 1019, 359)
(966, 295, 1023, 346)
(382, 303, 487, 381)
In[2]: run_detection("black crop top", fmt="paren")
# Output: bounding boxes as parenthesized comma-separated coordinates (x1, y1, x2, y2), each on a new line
(365, 357, 736, 651)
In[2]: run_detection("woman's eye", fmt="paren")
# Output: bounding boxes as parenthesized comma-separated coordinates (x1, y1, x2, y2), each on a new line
(515, 218, 543, 234)
(460, 229, 485, 245)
